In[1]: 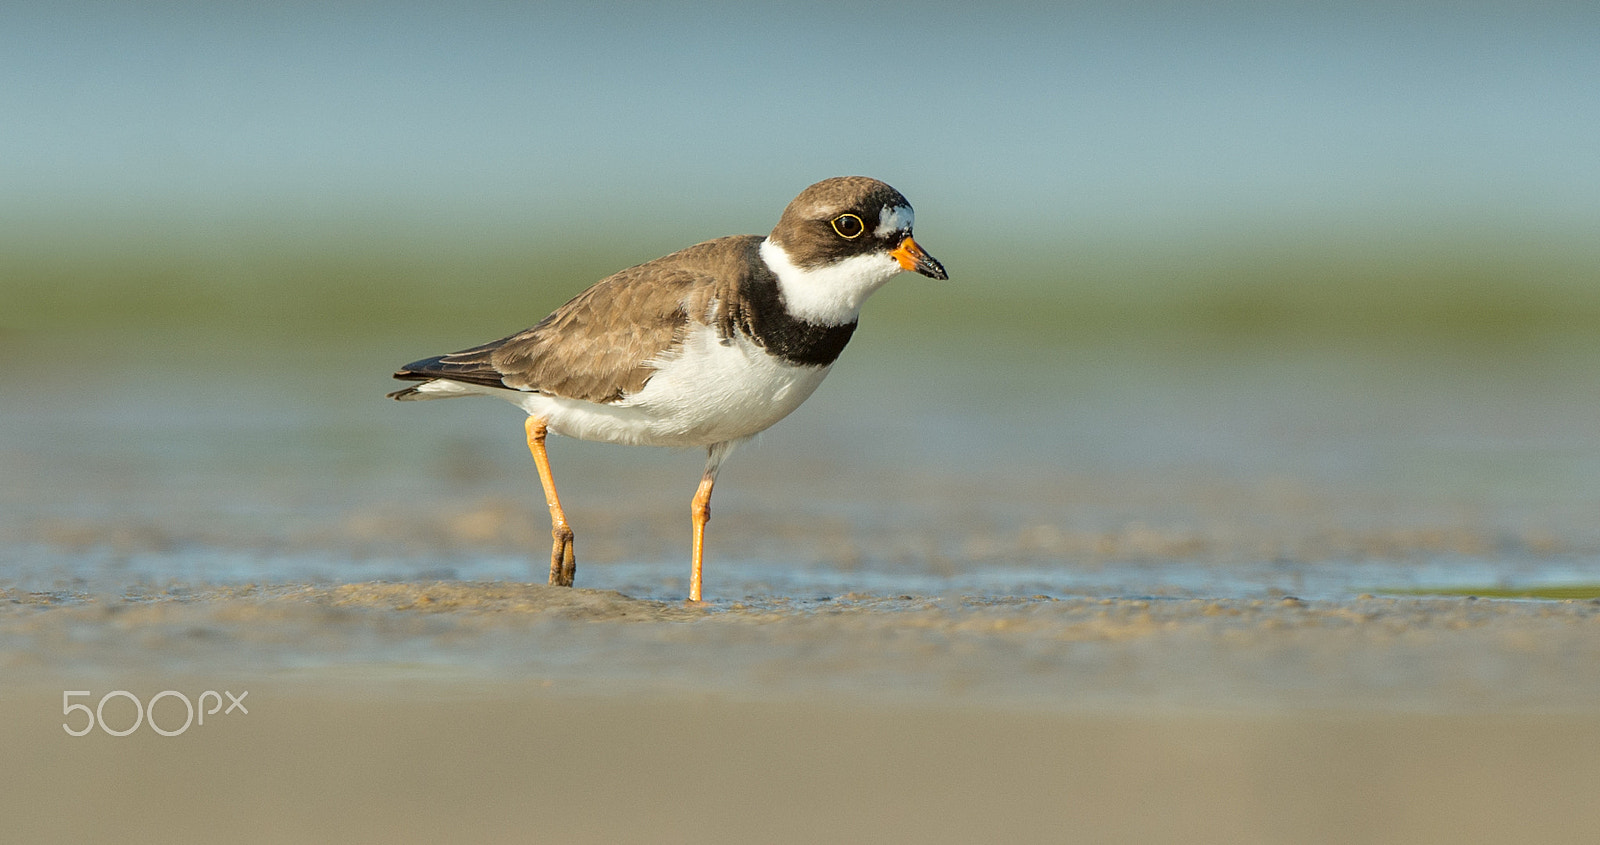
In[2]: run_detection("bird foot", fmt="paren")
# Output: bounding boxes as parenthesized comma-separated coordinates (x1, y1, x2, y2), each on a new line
(548, 527, 576, 587)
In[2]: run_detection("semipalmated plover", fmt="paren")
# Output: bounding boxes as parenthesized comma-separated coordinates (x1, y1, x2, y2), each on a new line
(389, 176, 946, 601)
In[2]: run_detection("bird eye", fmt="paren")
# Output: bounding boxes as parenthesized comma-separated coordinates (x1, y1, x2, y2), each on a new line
(830, 213, 865, 239)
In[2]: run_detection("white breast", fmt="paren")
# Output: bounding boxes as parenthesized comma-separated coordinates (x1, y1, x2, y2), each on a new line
(513, 324, 832, 448)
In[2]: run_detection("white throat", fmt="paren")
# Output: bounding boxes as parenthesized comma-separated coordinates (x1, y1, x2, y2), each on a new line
(759, 238, 902, 326)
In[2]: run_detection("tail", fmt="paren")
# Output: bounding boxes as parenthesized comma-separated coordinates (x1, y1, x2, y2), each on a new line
(387, 355, 446, 401)
(386, 384, 427, 400)
(389, 348, 515, 401)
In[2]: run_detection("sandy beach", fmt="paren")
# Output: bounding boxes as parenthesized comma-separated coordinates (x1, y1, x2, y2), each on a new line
(5, 583, 1600, 844)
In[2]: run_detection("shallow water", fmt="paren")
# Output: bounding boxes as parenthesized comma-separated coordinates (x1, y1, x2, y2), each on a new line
(7, 329, 1600, 602)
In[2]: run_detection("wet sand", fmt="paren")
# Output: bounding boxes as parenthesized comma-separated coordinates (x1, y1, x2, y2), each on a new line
(6, 583, 1600, 843)
(7, 583, 1600, 709)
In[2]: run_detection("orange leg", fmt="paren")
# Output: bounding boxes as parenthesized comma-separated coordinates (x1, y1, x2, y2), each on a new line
(688, 443, 733, 603)
(689, 468, 716, 603)
(525, 417, 576, 587)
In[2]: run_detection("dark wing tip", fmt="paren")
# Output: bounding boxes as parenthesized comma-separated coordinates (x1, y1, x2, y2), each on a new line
(389, 350, 515, 392)
(392, 355, 449, 381)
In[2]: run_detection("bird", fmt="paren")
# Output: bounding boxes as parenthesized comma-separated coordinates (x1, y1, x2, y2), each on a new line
(388, 176, 947, 601)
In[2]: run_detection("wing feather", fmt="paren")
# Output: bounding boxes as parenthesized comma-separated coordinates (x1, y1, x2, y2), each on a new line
(390, 236, 759, 404)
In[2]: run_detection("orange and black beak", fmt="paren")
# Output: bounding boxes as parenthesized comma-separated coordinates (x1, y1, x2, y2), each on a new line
(890, 235, 948, 280)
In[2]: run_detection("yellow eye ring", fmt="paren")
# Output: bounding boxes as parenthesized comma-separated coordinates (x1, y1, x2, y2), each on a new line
(830, 213, 865, 239)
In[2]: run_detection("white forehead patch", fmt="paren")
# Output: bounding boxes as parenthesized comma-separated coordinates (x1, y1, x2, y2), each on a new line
(875, 205, 914, 238)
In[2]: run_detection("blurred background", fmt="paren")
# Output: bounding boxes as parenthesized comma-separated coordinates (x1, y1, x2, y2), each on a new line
(6, 0, 1599, 342)
(4, 0, 1600, 596)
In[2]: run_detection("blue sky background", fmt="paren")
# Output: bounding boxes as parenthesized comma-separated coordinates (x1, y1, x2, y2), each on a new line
(5, 1, 1599, 290)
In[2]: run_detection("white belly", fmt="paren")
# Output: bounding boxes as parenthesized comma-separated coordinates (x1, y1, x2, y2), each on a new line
(514, 326, 832, 448)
